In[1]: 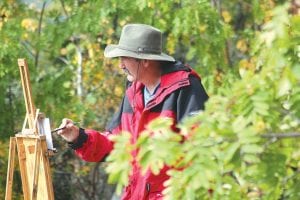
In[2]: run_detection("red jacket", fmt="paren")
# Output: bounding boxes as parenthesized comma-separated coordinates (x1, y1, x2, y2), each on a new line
(70, 62, 208, 200)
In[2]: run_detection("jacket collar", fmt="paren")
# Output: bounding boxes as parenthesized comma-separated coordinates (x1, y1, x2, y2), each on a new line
(126, 61, 197, 110)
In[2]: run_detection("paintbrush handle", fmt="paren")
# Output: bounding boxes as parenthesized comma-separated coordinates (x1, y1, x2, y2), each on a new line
(51, 122, 80, 133)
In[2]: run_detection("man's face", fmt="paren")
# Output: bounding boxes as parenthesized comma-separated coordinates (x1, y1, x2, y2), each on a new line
(119, 57, 141, 82)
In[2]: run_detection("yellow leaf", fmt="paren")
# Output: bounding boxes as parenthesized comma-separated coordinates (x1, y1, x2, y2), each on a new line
(239, 59, 255, 77)
(1, 8, 10, 22)
(236, 39, 248, 52)
(114, 86, 123, 97)
(147, 2, 154, 8)
(101, 19, 109, 24)
(239, 59, 249, 69)
(222, 11, 232, 23)
(198, 25, 207, 33)
(22, 33, 29, 40)
(166, 34, 176, 55)
(60, 48, 68, 55)
(263, 10, 273, 23)
(119, 20, 127, 26)
(21, 18, 38, 31)
(94, 71, 104, 81)
(106, 38, 112, 44)
(255, 120, 266, 132)
(107, 28, 114, 36)
(87, 44, 94, 59)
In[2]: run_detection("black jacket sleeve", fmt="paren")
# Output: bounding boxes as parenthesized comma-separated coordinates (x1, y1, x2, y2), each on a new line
(176, 75, 209, 122)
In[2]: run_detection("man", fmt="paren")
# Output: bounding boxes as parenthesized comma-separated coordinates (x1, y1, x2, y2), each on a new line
(58, 24, 208, 200)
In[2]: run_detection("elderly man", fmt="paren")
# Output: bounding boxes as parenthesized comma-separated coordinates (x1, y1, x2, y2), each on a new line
(58, 24, 208, 200)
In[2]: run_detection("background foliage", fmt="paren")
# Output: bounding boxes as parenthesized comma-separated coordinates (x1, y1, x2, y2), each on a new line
(0, 0, 299, 199)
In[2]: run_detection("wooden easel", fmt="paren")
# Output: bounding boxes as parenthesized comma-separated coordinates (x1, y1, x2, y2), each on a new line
(5, 59, 55, 200)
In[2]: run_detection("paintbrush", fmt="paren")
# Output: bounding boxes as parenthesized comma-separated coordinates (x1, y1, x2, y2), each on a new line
(51, 122, 80, 133)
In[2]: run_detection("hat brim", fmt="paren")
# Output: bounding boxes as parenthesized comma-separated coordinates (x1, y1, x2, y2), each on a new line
(104, 45, 175, 62)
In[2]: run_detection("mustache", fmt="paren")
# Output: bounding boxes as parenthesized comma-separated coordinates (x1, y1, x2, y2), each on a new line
(122, 67, 132, 75)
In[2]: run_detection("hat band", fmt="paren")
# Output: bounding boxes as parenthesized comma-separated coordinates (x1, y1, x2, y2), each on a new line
(118, 45, 161, 54)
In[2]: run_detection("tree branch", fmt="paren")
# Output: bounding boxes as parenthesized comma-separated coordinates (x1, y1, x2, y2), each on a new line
(75, 42, 83, 98)
(21, 40, 35, 58)
(262, 132, 300, 139)
(35, 1, 47, 68)
(59, 0, 69, 18)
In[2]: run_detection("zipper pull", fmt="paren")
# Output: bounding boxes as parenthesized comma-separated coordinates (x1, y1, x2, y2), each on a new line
(146, 183, 150, 192)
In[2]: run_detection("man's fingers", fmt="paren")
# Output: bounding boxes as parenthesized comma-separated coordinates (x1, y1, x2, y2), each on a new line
(60, 118, 72, 128)
(56, 118, 80, 142)
(57, 118, 78, 136)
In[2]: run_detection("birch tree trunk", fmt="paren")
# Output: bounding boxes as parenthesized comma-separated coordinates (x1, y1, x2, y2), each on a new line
(75, 43, 83, 99)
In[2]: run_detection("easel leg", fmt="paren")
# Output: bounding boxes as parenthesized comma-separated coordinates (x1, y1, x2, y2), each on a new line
(16, 137, 30, 200)
(31, 138, 41, 200)
(5, 137, 16, 200)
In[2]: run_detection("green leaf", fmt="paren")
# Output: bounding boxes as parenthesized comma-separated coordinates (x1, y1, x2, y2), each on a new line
(223, 143, 240, 164)
(243, 154, 260, 163)
(242, 144, 263, 154)
(232, 116, 250, 133)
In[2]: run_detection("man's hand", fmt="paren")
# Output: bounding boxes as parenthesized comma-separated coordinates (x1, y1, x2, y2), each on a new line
(57, 118, 79, 142)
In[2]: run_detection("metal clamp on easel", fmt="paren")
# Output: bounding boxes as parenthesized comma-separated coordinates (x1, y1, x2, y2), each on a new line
(5, 59, 55, 200)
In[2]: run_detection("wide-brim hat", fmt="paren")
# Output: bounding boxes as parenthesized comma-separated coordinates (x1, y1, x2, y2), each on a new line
(104, 24, 175, 62)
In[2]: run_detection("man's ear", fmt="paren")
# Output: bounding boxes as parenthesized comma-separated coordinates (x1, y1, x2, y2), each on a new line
(142, 59, 150, 68)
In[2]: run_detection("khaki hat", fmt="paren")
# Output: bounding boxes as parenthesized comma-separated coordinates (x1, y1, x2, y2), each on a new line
(104, 24, 175, 62)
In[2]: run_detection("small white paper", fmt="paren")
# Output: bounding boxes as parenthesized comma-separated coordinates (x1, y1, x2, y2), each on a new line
(39, 118, 54, 150)
(44, 118, 54, 150)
